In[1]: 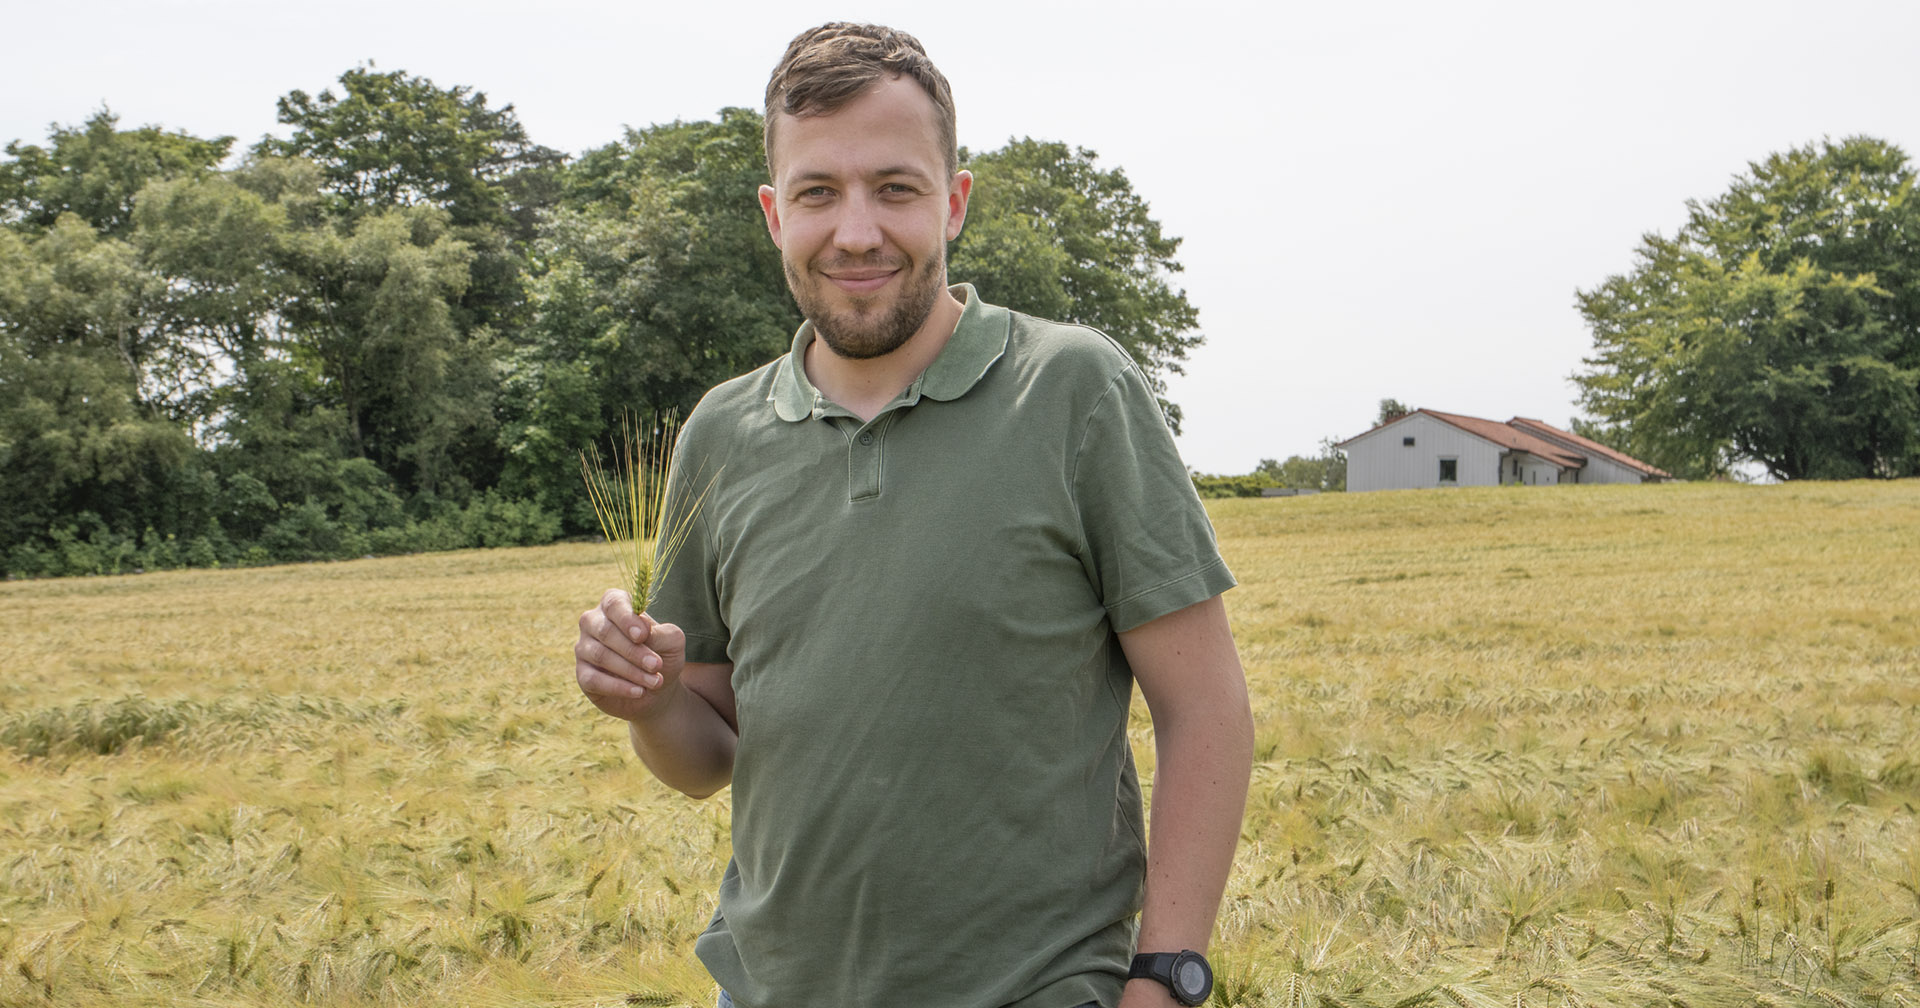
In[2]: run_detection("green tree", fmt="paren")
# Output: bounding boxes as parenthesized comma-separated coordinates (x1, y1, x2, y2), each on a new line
(1, 110, 232, 236)
(129, 169, 292, 430)
(1255, 437, 1348, 492)
(277, 202, 486, 498)
(952, 139, 1202, 431)
(1376, 398, 1411, 426)
(258, 65, 563, 334)
(0, 217, 193, 551)
(258, 65, 560, 233)
(1575, 136, 1920, 480)
(505, 110, 794, 524)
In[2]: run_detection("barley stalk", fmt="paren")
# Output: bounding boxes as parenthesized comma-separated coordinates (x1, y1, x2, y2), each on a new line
(580, 411, 718, 613)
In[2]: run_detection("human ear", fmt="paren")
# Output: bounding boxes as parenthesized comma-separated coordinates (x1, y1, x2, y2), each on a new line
(945, 170, 972, 241)
(758, 184, 782, 247)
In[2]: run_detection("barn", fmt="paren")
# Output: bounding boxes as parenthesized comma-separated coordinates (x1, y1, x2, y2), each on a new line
(1338, 409, 1670, 492)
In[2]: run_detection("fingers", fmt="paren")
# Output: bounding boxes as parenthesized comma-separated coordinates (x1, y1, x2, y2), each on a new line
(575, 631, 658, 694)
(576, 589, 687, 716)
(599, 588, 649, 644)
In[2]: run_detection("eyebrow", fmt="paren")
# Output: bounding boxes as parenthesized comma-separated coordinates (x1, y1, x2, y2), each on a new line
(788, 165, 935, 187)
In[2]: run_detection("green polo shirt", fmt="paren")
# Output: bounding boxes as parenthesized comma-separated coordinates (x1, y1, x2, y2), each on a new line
(650, 285, 1234, 1008)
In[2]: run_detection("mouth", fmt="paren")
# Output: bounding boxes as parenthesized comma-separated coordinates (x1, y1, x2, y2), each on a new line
(821, 267, 901, 296)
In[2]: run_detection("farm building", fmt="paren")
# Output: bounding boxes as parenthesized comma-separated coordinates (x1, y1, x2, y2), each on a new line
(1338, 409, 1670, 492)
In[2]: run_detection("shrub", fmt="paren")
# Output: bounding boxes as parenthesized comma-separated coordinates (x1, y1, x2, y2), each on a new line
(459, 491, 562, 548)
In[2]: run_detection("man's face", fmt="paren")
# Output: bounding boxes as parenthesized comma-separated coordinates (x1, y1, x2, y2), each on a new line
(759, 75, 971, 360)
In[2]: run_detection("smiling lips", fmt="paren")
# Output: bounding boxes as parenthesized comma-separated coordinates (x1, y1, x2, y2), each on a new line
(821, 262, 903, 296)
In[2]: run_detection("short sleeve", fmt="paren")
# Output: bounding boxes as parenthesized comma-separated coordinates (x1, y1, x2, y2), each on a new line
(1071, 357, 1236, 632)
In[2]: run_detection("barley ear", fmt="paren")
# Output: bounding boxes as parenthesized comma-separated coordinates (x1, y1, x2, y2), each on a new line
(581, 410, 720, 616)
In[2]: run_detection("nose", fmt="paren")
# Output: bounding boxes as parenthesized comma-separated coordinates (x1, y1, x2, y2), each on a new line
(830, 192, 884, 255)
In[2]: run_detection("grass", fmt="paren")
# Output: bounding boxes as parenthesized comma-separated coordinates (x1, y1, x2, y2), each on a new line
(2, 480, 1916, 1007)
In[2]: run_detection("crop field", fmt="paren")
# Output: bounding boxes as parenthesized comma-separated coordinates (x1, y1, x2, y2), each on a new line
(3, 480, 1917, 1007)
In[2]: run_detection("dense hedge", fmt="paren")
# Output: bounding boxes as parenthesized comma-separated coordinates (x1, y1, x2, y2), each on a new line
(4, 491, 561, 579)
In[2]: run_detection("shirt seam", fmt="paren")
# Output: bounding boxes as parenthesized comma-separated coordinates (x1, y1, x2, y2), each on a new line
(1106, 557, 1232, 620)
(1064, 363, 1134, 562)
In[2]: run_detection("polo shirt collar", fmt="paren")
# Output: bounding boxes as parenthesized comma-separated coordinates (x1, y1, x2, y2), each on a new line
(770, 283, 1010, 422)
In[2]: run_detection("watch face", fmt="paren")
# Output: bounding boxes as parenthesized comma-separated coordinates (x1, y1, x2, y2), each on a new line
(1174, 957, 1209, 998)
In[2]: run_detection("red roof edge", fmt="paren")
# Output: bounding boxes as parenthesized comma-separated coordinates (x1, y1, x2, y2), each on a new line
(1416, 409, 1585, 468)
(1507, 417, 1671, 478)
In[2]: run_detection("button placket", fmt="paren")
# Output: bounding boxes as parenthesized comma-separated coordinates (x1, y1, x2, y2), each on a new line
(844, 415, 891, 501)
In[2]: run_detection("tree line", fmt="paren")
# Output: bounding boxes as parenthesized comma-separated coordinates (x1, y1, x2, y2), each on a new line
(0, 67, 1202, 578)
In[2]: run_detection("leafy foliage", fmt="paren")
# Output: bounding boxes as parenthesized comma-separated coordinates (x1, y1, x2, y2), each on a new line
(1194, 441, 1347, 498)
(1575, 136, 1920, 480)
(0, 109, 231, 235)
(1256, 438, 1347, 492)
(502, 110, 796, 525)
(1375, 398, 1411, 426)
(953, 139, 1202, 430)
(1, 77, 1202, 577)
(256, 65, 561, 233)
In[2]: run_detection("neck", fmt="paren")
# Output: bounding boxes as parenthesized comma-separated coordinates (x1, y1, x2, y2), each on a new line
(804, 288, 965, 422)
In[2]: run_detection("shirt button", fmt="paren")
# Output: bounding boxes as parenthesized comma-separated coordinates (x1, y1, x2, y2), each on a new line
(858, 432, 874, 446)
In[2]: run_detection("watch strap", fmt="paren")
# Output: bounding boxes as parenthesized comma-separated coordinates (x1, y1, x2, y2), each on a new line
(1128, 951, 1176, 981)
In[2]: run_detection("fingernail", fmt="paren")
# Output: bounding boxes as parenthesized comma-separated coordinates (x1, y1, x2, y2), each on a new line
(628, 627, 644, 643)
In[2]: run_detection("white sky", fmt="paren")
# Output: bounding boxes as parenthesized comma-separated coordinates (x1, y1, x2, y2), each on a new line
(7, 0, 1919, 473)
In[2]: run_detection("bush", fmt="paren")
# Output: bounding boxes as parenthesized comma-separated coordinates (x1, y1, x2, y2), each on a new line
(1191, 473, 1278, 499)
(459, 491, 562, 548)
(47, 515, 138, 576)
(260, 501, 342, 562)
(136, 527, 183, 571)
(3, 485, 562, 577)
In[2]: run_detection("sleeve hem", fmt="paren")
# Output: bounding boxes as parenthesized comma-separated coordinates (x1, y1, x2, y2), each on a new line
(682, 632, 731, 666)
(1106, 557, 1237, 633)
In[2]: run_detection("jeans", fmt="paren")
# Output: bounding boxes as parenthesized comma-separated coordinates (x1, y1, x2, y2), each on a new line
(719, 994, 1100, 1008)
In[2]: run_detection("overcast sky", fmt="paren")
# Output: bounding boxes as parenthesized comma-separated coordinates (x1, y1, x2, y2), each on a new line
(7, 0, 1919, 473)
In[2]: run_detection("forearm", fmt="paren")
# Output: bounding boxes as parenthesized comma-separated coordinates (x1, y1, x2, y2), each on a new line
(1136, 697, 1254, 954)
(1118, 595, 1256, 957)
(626, 682, 737, 799)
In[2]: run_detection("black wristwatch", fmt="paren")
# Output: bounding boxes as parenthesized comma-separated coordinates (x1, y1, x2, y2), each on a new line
(1128, 949, 1213, 1005)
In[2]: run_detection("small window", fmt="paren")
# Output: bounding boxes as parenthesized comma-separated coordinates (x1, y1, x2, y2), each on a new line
(1438, 458, 1458, 482)
(1403, 436, 1416, 446)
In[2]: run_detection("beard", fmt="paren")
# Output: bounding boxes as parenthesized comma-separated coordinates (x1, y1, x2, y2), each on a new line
(786, 246, 947, 361)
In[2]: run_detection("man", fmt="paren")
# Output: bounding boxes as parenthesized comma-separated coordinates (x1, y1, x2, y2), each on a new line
(574, 22, 1253, 1008)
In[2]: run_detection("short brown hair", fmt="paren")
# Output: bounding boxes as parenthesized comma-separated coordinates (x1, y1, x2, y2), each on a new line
(763, 22, 958, 178)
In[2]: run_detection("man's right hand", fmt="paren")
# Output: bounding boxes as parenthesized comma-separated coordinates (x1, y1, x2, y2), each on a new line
(575, 588, 689, 723)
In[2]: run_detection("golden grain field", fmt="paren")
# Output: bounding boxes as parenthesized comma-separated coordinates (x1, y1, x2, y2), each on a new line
(2, 481, 1917, 1008)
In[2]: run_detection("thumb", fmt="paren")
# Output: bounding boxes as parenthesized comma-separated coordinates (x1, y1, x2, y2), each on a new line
(640, 617, 687, 665)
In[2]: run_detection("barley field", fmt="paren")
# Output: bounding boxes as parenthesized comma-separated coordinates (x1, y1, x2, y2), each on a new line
(3, 481, 1917, 1008)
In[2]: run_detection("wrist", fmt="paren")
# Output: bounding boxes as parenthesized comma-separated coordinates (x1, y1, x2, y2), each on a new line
(1128, 949, 1213, 1006)
(1123, 976, 1181, 1006)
